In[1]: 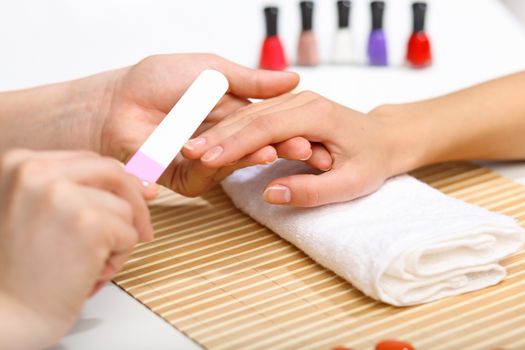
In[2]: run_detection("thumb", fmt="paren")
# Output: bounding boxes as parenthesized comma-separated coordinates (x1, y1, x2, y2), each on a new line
(215, 58, 300, 99)
(262, 167, 365, 207)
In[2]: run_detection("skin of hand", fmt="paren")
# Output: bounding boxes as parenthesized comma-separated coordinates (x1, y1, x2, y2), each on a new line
(0, 150, 157, 350)
(182, 91, 398, 207)
(0, 54, 331, 196)
(183, 71, 525, 207)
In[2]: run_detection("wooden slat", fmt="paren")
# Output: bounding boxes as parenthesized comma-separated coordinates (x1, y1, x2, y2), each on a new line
(114, 163, 525, 350)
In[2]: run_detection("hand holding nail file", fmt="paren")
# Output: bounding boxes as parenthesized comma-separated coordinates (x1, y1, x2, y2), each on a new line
(125, 70, 229, 183)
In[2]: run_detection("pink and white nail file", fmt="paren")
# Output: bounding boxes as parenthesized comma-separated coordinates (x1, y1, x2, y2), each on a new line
(125, 70, 229, 183)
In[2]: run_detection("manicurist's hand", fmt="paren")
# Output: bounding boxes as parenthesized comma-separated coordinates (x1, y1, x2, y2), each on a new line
(101, 54, 311, 196)
(0, 54, 318, 197)
(0, 150, 156, 350)
(181, 91, 409, 207)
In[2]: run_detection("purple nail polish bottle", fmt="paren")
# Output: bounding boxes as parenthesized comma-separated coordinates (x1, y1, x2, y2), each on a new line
(367, 1, 387, 66)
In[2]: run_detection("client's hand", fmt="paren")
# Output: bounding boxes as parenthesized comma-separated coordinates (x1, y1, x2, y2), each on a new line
(0, 150, 155, 349)
(182, 91, 410, 207)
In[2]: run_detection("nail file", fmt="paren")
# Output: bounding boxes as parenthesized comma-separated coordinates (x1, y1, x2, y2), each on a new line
(125, 69, 229, 183)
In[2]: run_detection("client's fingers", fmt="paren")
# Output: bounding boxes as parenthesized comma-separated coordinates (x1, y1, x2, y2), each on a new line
(306, 143, 333, 171)
(274, 137, 312, 161)
(214, 146, 277, 181)
(206, 94, 250, 123)
(198, 98, 331, 167)
(165, 146, 277, 197)
(182, 93, 295, 160)
(262, 165, 363, 207)
(214, 93, 295, 130)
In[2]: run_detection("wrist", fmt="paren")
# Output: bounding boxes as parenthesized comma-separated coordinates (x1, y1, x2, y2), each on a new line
(66, 70, 121, 153)
(0, 70, 120, 155)
(0, 290, 51, 349)
(368, 103, 433, 175)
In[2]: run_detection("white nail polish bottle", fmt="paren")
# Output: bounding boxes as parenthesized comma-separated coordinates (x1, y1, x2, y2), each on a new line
(332, 0, 353, 64)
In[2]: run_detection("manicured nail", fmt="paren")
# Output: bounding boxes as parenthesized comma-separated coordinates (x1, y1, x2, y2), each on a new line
(141, 180, 152, 187)
(184, 137, 207, 151)
(201, 146, 224, 162)
(263, 185, 291, 204)
(300, 149, 313, 161)
(264, 155, 278, 164)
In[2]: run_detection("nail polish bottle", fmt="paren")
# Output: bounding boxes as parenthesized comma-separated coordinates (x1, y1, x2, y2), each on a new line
(406, 2, 432, 68)
(367, 1, 388, 66)
(297, 1, 319, 66)
(332, 0, 352, 64)
(259, 7, 287, 71)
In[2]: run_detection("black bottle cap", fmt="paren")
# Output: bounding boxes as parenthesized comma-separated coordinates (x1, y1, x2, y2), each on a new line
(337, 0, 351, 29)
(412, 2, 427, 33)
(264, 7, 279, 37)
(371, 1, 385, 31)
(300, 1, 314, 32)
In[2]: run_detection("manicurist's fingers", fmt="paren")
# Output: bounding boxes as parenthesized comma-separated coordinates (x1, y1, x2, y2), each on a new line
(214, 58, 299, 99)
(52, 157, 154, 242)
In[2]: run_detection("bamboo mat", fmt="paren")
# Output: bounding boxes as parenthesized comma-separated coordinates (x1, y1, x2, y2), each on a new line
(113, 162, 525, 350)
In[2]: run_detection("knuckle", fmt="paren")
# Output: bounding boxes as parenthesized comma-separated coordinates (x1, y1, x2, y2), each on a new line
(313, 95, 335, 113)
(41, 180, 70, 207)
(298, 90, 320, 100)
(74, 208, 101, 233)
(125, 229, 140, 248)
(100, 157, 126, 175)
(138, 54, 163, 67)
(312, 97, 337, 127)
(0, 149, 30, 173)
(252, 114, 275, 134)
(12, 159, 48, 187)
(117, 201, 134, 223)
(203, 53, 220, 62)
(74, 209, 110, 249)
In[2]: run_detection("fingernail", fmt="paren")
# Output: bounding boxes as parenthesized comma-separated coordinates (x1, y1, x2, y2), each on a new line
(202, 146, 223, 162)
(300, 150, 313, 161)
(264, 155, 278, 164)
(263, 185, 291, 204)
(141, 180, 152, 187)
(184, 137, 207, 151)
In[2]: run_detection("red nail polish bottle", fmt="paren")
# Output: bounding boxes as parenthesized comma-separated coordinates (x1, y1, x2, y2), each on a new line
(406, 2, 432, 68)
(259, 7, 287, 71)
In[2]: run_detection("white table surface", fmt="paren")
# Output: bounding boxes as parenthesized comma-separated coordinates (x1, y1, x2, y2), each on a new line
(2, 0, 525, 349)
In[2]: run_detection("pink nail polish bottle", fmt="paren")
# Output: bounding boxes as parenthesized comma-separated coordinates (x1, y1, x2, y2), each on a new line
(297, 1, 319, 66)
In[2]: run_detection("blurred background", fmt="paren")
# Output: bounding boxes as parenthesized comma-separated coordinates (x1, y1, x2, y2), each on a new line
(1, 0, 525, 110)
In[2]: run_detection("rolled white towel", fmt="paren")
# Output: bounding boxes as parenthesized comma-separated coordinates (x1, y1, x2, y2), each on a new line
(221, 160, 525, 306)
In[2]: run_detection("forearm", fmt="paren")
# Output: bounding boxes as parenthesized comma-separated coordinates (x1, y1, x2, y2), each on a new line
(377, 71, 525, 173)
(0, 72, 116, 154)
